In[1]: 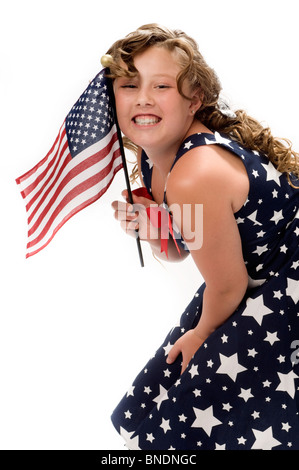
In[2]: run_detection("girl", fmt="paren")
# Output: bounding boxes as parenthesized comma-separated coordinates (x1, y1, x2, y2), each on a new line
(108, 24, 299, 450)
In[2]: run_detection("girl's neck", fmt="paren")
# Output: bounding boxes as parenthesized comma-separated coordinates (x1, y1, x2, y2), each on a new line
(145, 145, 178, 179)
(144, 120, 212, 178)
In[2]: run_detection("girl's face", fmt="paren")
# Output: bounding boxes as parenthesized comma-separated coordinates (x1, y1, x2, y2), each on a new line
(114, 46, 199, 157)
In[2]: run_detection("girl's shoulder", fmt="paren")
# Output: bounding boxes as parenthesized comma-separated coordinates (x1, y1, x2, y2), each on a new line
(166, 143, 249, 213)
(168, 143, 236, 188)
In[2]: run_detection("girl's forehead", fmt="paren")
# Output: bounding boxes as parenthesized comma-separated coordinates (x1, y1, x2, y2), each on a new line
(134, 45, 177, 60)
(132, 46, 182, 72)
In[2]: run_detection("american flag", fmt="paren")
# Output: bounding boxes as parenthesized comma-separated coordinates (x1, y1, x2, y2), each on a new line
(16, 70, 122, 258)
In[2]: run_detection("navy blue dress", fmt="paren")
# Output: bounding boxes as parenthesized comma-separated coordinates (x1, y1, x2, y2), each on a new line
(111, 132, 299, 450)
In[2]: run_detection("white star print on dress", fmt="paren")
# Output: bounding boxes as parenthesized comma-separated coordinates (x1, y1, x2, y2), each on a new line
(111, 132, 299, 450)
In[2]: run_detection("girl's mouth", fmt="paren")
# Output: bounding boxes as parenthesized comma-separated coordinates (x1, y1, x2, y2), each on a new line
(132, 115, 161, 126)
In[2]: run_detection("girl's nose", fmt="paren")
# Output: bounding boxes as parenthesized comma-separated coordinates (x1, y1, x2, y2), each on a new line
(136, 87, 154, 107)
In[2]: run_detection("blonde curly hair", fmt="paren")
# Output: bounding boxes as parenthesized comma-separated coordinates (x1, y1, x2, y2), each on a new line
(106, 24, 299, 186)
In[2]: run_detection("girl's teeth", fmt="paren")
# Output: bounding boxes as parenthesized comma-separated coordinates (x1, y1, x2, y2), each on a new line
(134, 117, 160, 125)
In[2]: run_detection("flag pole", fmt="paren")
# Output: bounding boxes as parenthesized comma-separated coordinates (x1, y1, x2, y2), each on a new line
(102, 56, 144, 267)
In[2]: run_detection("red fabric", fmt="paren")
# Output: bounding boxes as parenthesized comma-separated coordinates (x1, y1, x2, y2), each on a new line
(131, 187, 152, 200)
(132, 188, 180, 258)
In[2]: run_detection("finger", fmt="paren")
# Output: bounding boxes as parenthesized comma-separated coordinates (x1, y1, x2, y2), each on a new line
(180, 357, 190, 376)
(121, 189, 129, 201)
(112, 201, 136, 224)
(120, 220, 139, 237)
(121, 189, 151, 206)
(166, 342, 181, 365)
(114, 209, 138, 222)
(111, 200, 133, 212)
(132, 195, 155, 209)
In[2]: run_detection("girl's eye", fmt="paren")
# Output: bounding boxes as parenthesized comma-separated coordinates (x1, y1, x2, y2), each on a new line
(156, 85, 170, 89)
(121, 84, 137, 89)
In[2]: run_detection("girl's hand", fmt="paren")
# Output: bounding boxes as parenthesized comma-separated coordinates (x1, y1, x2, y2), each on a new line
(166, 330, 205, 375)
(111, 189, 160, 241)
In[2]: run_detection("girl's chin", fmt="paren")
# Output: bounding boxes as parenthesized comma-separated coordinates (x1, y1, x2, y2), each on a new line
(124, 127, 162, 146)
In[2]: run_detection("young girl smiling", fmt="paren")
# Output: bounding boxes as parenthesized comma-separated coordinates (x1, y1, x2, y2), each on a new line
(108, 24, 299, 450)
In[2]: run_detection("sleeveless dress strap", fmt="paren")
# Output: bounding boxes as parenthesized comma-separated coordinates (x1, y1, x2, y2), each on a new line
(140, 131, 249, 256)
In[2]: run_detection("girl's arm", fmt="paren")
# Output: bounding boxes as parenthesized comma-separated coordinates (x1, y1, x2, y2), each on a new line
(166, 146, 249, 373)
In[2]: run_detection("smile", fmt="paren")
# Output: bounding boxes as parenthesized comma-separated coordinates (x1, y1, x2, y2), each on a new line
(133, 115, 161, 126)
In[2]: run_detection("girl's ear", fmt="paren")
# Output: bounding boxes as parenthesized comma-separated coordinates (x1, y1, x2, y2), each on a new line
(190, 88, 203, 114)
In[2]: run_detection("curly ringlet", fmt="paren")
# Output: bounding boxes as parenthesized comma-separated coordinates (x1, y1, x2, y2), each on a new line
(106, 24, 299, 186)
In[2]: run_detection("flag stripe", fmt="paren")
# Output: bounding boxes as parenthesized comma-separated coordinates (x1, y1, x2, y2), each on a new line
(26, 150, 122, 257)
(24, 129, 69, 210)
(17, 124, 67, 195)
(27, 127, 120, 241)
(27, 143, 71, 225)
(28, 129, 119, 230)
(27, 144, 121, 248)
(26, 136, 70, 219)
(26, 192, 110, 258)
(27, 126, 118, 229)
(16, 69, 123, 258)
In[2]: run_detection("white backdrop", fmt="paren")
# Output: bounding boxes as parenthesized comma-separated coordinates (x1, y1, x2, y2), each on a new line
(1, 0, 298, 450)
